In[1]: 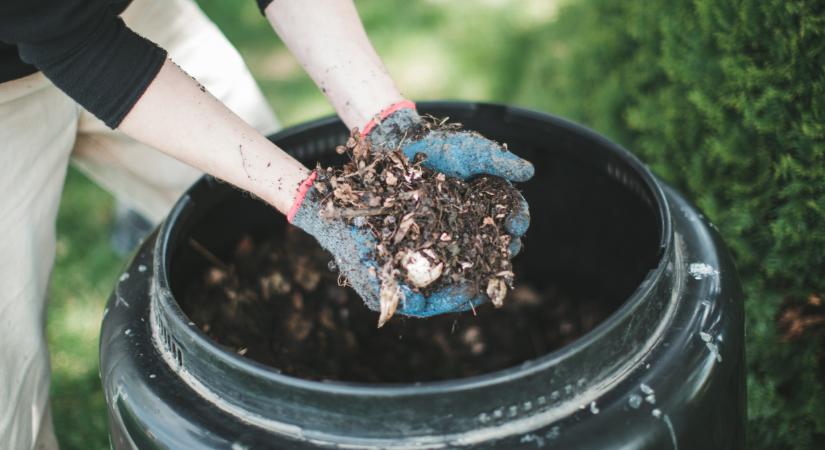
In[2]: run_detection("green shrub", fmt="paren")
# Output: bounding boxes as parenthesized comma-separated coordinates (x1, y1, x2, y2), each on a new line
(510, 0, 825, 447)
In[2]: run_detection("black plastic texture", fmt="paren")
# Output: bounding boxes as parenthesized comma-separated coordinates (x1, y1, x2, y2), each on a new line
(100, 102, 745, 449)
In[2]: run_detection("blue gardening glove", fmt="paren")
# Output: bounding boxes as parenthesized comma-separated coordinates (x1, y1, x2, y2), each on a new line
(289, 103, 534, 321)
(364, 102, 535, 183)
(364, 102, 533, 258)
(289, 173, 480, 323)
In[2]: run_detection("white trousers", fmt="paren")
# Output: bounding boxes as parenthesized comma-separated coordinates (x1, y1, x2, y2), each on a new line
(0, 0, 279, 448)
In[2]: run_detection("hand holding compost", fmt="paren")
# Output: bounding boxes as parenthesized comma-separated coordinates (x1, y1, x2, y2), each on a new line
(291, 120, 531, 325)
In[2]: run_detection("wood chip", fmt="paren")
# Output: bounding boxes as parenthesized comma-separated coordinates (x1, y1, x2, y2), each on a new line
(486, 278, 508, 308)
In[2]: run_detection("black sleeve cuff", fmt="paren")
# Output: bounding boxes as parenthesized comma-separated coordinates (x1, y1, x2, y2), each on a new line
(18, 12, 167, 129)
(257, 0, 274, 14)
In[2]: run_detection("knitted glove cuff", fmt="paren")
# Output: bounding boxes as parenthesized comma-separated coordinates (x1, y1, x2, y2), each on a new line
(287, 170, 318, 223)
(363, 100, 421, 150)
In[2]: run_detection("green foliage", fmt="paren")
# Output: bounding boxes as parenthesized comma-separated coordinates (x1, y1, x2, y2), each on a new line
(510, 0, 825, 447)
(49, 168, 124, 450)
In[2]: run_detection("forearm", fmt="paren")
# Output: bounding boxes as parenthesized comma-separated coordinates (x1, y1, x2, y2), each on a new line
(264, 0, 404, 129)
(118, 59, 309, 214)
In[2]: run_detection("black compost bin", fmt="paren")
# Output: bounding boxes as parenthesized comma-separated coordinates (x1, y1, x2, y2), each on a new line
(100, 102, 744, 449)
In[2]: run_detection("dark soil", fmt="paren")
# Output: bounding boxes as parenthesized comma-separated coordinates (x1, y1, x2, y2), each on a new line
(181, 228, 610, 383)
(313, 129, 520, 325)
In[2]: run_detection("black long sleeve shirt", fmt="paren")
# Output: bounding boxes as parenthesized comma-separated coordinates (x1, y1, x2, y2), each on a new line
(1, 0, 277, 129)
(0, 0, 169, 128)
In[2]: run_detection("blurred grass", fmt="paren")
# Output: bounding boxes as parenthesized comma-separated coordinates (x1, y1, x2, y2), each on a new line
(48, 2, 558, 448)
(49, 169, 121, 450)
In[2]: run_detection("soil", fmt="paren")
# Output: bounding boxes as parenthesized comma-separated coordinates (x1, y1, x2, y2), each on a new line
(313, 128, 521, 326)
(181, 229, 610, 383)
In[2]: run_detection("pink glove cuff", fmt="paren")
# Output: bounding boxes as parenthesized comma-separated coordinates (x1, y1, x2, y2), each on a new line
(361, 100, 417, 136)
(287, 170, 318, 223)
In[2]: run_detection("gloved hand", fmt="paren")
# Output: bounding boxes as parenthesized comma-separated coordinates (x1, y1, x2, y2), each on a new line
(363, 100, 533, 259)
(289, 101, 534, 319)
(289, 179, 501, 321)
(363, 100, 535, 184)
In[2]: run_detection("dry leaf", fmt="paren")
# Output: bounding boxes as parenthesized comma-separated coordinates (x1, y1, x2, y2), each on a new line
(385, 171, 398, 186)
(393, 213, 417, 244)
(377, 263, 402, 328)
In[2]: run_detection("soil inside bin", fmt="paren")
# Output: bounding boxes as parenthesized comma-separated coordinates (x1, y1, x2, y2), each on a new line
(181, 227, 610, 383)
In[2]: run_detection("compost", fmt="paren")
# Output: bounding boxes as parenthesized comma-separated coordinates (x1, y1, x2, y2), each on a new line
(312, 127, 521, 326)
(182, 229, 609, 383)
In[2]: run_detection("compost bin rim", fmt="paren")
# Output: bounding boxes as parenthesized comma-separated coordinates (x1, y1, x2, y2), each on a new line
(152, 101, 674, 396)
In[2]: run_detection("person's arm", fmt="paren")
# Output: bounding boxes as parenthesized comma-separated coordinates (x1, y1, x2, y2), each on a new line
(265, 1, 534, 318)
(263, 0, 403, 130)
(118, 59, 309, 214)
(1, 0, 308, 213)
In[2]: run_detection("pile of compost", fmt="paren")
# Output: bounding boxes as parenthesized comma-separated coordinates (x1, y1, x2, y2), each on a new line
(313, 129, 521, 325)
(181, 229, 609, 383)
